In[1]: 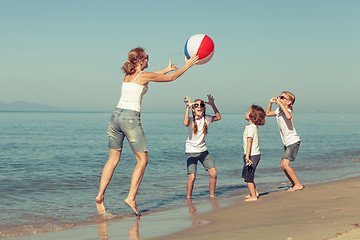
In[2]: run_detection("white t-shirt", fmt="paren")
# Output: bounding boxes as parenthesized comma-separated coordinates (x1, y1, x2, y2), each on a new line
(185, 115, 213, 153)
(275, 107, 300, 146)
(243, 124, 260, 156)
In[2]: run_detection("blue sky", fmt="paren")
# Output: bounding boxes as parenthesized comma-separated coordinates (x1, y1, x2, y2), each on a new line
(1, 0, 359, 113)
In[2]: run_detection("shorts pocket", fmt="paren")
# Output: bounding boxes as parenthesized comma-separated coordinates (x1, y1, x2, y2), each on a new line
(121, 117, 140, 130)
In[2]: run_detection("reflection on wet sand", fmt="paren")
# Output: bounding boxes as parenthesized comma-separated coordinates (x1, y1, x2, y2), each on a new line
(98, 222, 108, 240)
(187, 198, 220, 227)
(98, 217, 140, 240)
(210, 198, 220, 210)
(128, 217, 140, 240)
(97, 198, 219, 239)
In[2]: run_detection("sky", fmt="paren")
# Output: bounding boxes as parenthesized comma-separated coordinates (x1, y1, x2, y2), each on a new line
(1, 0, 359, 113)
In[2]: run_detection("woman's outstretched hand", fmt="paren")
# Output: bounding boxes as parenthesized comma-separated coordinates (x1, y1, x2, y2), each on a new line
(185, 55, 199, 67)
(167, 58, 178, 72)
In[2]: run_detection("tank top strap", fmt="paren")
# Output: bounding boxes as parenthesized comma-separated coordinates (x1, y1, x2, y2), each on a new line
(132, 71, 143, 83)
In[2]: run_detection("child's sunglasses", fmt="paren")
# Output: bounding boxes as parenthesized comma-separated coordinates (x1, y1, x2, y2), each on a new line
(279, 95, 289, 101)
(192, 103, 205, 108)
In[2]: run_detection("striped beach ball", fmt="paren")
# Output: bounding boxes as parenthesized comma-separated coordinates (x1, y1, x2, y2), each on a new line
(184, 34, 215, 65)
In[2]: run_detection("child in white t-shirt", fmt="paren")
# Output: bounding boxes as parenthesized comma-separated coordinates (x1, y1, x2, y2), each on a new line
(183, 94, 221, 199)
(242, 105, 266, 201)
(266, 91, 303, 191)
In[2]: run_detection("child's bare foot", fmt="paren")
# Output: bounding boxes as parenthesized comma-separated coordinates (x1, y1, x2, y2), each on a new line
(244, 192, 259, 199)
(287, 184, 303, 192)
(95, 195, 106, 215)
(244, 196, 258, 202)
(124, 199, 141, 216)
(209, 195, 217, 199)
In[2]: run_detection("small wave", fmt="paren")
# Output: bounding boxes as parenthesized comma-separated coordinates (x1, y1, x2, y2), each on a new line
(0, 212, 130, 239)
(352, 158, 360, 162)
(0, 222, 76, 239)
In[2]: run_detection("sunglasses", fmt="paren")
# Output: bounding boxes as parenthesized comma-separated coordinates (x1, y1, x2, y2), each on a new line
(143, 55, 149, 60)
(279, 95, 289, 101)
(193, 103, 205, 108)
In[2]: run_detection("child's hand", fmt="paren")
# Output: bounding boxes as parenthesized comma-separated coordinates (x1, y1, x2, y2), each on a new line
(270, 97, 277, 103)
(205, 94, 215, 106)
(184, 96, 193, 107)
(275, 96, 286, 107)
(245, 157, 253, 166)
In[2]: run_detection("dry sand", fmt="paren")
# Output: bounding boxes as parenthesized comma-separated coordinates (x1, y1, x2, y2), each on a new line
(151, 176, 360, 240)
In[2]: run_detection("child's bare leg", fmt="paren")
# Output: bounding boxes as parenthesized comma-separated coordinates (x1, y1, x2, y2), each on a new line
(208, 168, 217, 198)
(245, 181, 258, 201)
(187, 173, 196, 199)
(95, 149, 121, 214)
(283, 170, 295, 187)
(281, 159, 303, 191)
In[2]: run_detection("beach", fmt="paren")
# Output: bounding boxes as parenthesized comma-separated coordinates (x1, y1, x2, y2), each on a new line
(9, 176, 360, 240)
(151, 176, 360, 240)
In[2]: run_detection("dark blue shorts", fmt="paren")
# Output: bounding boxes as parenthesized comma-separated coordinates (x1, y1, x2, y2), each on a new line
(242, 154, 261, 182)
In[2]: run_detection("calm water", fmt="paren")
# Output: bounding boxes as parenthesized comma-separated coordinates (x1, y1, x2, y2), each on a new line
(1, 111, 359, 238)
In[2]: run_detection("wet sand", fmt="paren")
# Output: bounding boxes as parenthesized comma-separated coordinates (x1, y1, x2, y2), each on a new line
(151, 176, 360, 240)
(9, 176, 360, 240)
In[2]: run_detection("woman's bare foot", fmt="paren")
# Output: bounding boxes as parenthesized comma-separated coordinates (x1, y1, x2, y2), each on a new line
(287, 184, 303, 192)
(124, 199, 141, 216)
(244, 196, 258, 202)
(95, 195, 106, 215)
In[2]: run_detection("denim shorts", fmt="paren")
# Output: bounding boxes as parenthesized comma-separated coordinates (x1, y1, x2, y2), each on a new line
(186, 150, 215, 174)
(242, 154, 261, 182)
(282, 141, 300, 161)
(107, 108, 148, 153)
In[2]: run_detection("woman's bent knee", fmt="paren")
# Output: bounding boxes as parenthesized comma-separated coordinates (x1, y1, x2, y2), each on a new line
(134, 152, 149, 164)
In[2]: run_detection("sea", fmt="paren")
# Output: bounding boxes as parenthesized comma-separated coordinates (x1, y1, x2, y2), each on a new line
(1, 111, 360, 239)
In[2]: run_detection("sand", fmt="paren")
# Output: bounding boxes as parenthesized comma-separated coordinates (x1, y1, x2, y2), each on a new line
(151, 176, 360, 240)
(11, 176, 360, 240)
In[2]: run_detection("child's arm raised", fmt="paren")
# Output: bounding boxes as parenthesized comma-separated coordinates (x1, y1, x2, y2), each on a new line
(266, 97, 277, 117)
(183, 96, 192, 127)
(275, 97, 293, 120)
(205, 94, 221, 122)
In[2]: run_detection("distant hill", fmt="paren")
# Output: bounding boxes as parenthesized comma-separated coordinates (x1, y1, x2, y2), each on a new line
(0, 101, 62, 112)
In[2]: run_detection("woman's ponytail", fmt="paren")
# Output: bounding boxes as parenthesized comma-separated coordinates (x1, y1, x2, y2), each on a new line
(121, 47, 146, 75)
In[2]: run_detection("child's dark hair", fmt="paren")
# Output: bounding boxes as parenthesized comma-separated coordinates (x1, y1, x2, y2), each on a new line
(249, 105, 266, 126)
(192, 99, 208, 135)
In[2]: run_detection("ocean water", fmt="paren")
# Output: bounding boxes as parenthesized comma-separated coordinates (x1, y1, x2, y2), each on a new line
(1, 111, 359, 238)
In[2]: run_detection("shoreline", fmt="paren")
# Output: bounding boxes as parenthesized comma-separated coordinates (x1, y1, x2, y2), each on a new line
(7, 176, 360, 240)
(151, 176, 360, 240)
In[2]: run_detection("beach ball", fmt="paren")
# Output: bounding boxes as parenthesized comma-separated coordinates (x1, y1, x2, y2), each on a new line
(184, 34, 215, 65)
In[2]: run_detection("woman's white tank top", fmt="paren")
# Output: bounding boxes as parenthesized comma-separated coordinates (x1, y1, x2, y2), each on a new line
(116, 72, 148, 112)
